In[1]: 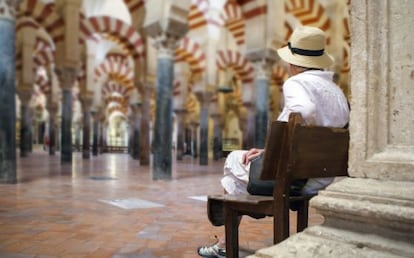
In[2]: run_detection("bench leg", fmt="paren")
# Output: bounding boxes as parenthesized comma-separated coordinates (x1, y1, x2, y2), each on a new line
(297, 200, 309, 232)
(274, 200, 290, 244)
(224, 205, 239, 258)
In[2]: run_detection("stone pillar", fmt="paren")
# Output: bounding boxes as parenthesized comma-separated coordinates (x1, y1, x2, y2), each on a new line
(247, 50, 277, 148)
(139, 83, 151, 165)
(195, 91, 213, 165)
(174, 109, 187, 160)
(211, 114, 223, 160)
(80, 96, 92, 159)
(190, 122, 199, 158)
(74, 122, 81, 151)
(152, 38, 175, 179)
(46, 101, 58, 155)
(99, 121, 105, 153)
(254, 63, 269, 148)
(127, 113, 133, 156)
(56, 67, 77, 163)
(17, 90, 31, 157)
(130, 104, 141, 160)
(241, 103, 256, 150)
(144, 0, 190, 178)
(250, 1, 414, 257)
(91, 111, 98, 156)
(0, 0, 17, 183)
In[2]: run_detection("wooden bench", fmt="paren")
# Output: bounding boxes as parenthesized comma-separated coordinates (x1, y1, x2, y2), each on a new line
(207, 112, 349, 258)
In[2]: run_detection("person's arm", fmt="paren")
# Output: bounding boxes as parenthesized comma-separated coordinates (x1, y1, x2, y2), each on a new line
(242, 148, 264, 165)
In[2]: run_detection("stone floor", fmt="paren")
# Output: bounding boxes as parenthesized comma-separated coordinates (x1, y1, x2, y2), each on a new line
(0, 148, 325, 258)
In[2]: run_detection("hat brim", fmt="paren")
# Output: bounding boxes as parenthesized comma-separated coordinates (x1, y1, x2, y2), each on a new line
(277, 46, 333, 69)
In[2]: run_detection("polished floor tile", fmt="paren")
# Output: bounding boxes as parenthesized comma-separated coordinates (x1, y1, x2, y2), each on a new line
(0, 149, 325, 258)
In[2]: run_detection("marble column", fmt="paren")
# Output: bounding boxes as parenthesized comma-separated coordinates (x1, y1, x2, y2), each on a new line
(249, 1, 414, 257)
(254, 68, 269, 148)
(99, 120, 107, 153)
(174, 109, 187, 161)
(151, 37, 177, 180)
(211, 114, 223, 161)
(56, 67, 77, 163)
(80, 97, 92, 159)
(139, 84, 151, 165)
(127, 114, 133, 156)
(241, 103, 256, 150)
(91, 111, 98, 156)
(74, 122, 81, 151)
(248, 52, 277, 148)
(190, 122, 199, 158)
(143, 0, 190, 176)
(131, 104, 141, 160)
(46, 102, 58, 155)
(18, 90, 31, 157)
(196, 92, 213, 165)
(0, 0, 17, 183)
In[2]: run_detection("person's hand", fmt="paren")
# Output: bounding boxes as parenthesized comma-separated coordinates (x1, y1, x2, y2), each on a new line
(242, 148, 264, 165)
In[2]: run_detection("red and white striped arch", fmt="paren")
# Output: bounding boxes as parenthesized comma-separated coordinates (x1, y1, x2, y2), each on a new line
(94, 54, 133, 82)
(221, 2, 245, 46)
(33, 35, 55, 66)
(188, 0, 209, 31)
(238, 0, 267, 20)
(216, 50, 253, 83)
(17, 0, 64, 43)
(284, 0, 331, 33)
(101, 81, 132, 99)
(175, 37, 206, 75)
(104, 95, 128, 107)
(341, 16, 351, 73)
(172, 79, 181, 98)
(124, 0, 145, 14)
(33, 48, 54, 67)
(16, 35, 55, 73)
(107, 105, 128, 117)
(80, 16, 145, 60)
(35, 72, 51, 95)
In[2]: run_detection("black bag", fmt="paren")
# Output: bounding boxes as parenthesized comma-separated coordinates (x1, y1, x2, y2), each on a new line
(246, 154, 307, 197)
(246, 155, 274, 196)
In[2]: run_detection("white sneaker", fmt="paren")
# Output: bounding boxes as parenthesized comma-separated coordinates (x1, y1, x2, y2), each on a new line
(197, 237, 226, 258)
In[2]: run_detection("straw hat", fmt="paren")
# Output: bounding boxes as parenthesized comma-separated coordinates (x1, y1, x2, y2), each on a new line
(277, 26, 333, 69)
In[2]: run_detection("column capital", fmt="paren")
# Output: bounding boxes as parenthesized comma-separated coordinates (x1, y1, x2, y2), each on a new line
(17, 89, 32, 105)
(46, 101, 59, 114)
(0, 0, 19, 20)
(173, 109, 188, 116)
(210, 113, 223, 126)
(55, 67, 78, 90)
(194, 90, 214, 104)
(246, 48, 279, 79)
(80, 97, 93, 111)
(130, 103, 142, 114)
(153, 33, 180, 58)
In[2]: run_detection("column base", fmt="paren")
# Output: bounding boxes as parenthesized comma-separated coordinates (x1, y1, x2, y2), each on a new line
(248, 178, 414, 258)
(248, 224, 412, 258)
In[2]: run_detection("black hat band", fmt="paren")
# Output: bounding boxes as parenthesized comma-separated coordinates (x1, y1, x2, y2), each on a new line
(288, 42, 324, 57)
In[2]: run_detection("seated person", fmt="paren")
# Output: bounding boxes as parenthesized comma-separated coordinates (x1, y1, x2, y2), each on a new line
(197, 26, 350, 258)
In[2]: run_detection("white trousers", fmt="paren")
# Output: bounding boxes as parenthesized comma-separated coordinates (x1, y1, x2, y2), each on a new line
(220, 150, 335, 196)
(221, 150, 250, 195)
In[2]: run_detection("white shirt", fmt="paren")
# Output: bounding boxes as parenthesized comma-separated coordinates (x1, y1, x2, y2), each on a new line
(277, 70, 350, 194)
(277, 70, 349, 127)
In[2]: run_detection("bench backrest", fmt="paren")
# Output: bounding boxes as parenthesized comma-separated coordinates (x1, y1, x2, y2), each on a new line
(272, 112, 349, 200)
(259, 121, 287, 180)
(259, 112, 349, 191)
